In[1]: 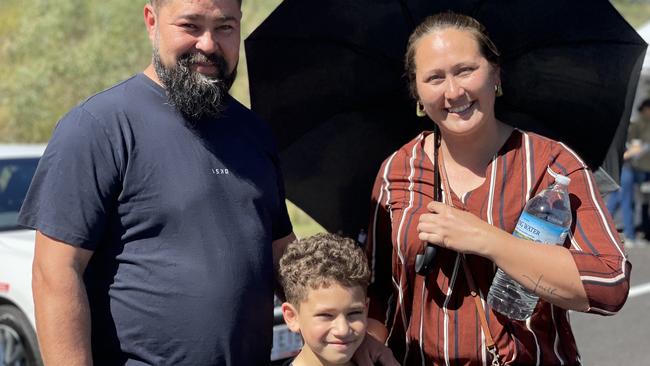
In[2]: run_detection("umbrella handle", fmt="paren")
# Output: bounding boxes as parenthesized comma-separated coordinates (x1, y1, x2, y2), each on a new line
(416, 126, 442, 277)
(415, 244, 437, 275)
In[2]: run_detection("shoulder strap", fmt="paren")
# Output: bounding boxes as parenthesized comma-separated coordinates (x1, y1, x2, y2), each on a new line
(461, 255, 503, 366)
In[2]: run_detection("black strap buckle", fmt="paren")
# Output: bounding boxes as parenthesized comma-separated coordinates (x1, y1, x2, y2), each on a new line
(415, 244, 437, 276)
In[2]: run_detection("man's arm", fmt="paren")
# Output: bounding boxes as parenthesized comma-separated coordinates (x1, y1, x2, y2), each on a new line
(32, 231, 94, 366)
(272, 232, 297, 275)
(272, 233, 297, 299)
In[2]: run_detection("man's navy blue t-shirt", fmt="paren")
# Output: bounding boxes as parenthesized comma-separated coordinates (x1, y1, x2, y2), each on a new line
(19, 73, 293, 365)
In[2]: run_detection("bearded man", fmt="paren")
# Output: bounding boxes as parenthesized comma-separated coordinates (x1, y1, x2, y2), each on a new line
(19, 1, 296, 365)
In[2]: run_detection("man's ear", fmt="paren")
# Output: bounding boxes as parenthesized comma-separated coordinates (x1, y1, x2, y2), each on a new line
(281, 302, 301, 334)
(143, 3, 158, 45)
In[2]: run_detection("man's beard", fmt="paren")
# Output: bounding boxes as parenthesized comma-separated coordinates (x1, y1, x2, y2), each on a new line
(153, 48, 237, 122)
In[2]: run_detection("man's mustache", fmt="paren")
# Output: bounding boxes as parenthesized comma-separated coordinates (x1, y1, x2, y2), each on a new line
(179, 52, 227, 70)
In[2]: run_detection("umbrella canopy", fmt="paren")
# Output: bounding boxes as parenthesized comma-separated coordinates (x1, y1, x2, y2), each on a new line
(246, 0, 646, 237)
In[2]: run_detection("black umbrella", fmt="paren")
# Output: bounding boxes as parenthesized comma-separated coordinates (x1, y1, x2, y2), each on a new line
(245, 0, 646, 237)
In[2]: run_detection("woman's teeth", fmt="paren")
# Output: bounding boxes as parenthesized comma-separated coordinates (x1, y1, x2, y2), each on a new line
(448, 102, 472, 114)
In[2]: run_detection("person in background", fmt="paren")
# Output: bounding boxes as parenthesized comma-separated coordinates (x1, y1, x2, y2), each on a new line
(364, 12, 631, 365)
(19, 0, 296, 364)
(279, 233, 398, 366)
(607, 98, 650, 247)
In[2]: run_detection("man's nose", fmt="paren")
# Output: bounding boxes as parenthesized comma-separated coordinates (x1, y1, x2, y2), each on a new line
(196, 30, 220, 55)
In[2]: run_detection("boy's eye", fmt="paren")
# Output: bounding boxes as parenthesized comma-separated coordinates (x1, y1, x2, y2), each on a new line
(347, 310, 364, 317)
(315, 313, 332, 319)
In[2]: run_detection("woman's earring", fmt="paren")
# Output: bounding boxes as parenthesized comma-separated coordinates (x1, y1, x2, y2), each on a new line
(495, 84, 503, 97)
(416, 101, 427, 117)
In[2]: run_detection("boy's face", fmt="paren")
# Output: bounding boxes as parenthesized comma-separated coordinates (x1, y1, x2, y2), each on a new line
(282, 283, 368, 365)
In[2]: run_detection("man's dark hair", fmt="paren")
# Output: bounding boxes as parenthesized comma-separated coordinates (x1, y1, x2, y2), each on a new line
(149, 0, 242, 10)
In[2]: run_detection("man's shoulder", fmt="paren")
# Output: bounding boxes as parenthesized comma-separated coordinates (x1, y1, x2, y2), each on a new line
(52, 74, 155, 145)
(223, 96, 278, 148)
(75, 73, 154, 120)
(224, 96, 266, 126)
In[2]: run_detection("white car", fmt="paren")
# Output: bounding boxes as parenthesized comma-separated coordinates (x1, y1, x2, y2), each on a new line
(0, 144, 301, 365)
(0, 144, 46, 366)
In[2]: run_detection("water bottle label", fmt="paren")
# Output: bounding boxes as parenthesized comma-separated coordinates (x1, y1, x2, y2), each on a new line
(513, 212, 568, 244)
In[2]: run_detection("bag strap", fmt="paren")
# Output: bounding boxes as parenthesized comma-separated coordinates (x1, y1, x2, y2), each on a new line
(460, 254, 503, 366)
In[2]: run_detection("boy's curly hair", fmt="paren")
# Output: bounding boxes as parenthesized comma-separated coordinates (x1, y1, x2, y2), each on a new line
(279, 233, 370, 306)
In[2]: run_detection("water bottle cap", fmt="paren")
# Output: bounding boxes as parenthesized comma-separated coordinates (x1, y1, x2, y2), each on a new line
(555, 175, 571, 186)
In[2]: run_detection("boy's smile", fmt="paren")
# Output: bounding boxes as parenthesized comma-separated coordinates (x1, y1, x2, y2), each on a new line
(283, 283, 368, 366)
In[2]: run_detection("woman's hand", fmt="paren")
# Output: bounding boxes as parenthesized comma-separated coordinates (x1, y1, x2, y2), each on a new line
(352, 333, 399, 366)
(418, 201, 590, 310)
(416, 201, 508, 257)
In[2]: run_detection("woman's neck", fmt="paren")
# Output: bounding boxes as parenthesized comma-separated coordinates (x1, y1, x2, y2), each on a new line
(439, 120, 513, 174)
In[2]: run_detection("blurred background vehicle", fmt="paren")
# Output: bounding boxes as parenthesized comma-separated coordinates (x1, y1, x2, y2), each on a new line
(0, 144, 45, 366)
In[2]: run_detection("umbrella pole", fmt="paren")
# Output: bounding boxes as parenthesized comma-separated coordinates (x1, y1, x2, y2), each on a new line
(415, 125, 441, 275)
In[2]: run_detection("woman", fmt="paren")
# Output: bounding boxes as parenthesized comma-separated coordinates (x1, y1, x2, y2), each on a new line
(365, 12, 630, 365)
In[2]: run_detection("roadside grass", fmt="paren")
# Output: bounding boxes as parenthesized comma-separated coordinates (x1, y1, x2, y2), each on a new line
(611, 1, 650, 28)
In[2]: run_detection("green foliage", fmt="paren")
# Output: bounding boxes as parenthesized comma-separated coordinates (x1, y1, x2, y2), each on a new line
(230, 0, 282, 106)
(287, 201, 326, 238)
(0, 0, 151, 142)
(611, 0, 650, 28)
(0, 1, 21, 40)
(0, 0, 284, 142)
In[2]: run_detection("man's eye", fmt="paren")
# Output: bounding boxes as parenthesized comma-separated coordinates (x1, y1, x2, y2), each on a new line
(180, 23, 198, 30)
(217, 25, 234, 32)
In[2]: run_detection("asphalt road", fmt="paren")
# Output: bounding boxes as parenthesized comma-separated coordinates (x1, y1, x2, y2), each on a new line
(571, 245, 650, 366)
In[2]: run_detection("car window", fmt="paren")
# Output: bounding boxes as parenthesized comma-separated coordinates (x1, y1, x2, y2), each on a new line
(0, 158, 39, 231)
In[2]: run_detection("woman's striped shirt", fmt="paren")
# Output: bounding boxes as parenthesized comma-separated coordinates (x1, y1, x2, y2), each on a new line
(366, 129, 631, 365)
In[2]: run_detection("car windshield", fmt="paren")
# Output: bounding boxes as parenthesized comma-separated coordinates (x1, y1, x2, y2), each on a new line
(0, 158, 39, 231)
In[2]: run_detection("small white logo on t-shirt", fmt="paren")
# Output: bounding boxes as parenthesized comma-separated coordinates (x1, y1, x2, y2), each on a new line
(211, 168, 230, 175)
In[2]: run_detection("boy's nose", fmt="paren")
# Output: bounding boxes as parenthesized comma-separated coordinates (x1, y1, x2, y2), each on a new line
(331, 317, 351, 336)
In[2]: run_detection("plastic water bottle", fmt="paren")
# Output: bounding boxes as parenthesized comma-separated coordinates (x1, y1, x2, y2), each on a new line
(487, 175, 572, 320)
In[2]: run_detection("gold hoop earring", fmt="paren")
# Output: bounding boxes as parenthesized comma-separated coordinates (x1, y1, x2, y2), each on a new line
(416, 101, 426, 117)
(495, 84, 503, 97)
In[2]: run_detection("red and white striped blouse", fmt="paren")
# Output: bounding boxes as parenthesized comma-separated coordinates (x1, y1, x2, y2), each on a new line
(366, 129, 630, 365)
